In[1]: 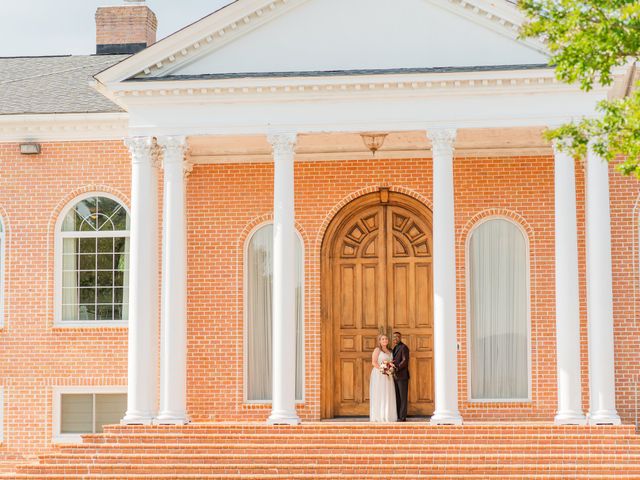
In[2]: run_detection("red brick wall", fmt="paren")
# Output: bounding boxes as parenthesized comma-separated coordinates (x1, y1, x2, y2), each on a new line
(0, 141, 131, 464)
(0, 141, 639, 464)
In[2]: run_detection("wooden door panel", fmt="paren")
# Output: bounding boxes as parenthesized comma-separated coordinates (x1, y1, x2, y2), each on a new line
(387, 204, 434, 416)
(362, 264, 380, 329)
(415, 263, 433, 328)
(338, 265, 357, 329)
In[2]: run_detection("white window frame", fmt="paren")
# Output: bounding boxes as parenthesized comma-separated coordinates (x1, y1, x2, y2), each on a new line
(465, 216, 532, 403)
(0, 217, 5, 329)
(52, 386, 127, 443)
(0, 387, 4, 443)
(243, 222, 305, 404)
(53, 192, 130, 328)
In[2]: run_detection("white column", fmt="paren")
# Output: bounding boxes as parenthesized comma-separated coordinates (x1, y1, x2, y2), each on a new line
(121, 137, 160, 425)
(156, 136, 191, 425)
(428, 129, 463, 425)
(585, 146, 621, 425)
(267, 131, 301, 426)
(553, 146, 586, 425)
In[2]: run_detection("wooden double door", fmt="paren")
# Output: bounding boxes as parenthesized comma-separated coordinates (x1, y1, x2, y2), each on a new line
(322, 190, 434, 418)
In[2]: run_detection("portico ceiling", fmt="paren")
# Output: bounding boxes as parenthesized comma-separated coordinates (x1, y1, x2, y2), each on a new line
(187, 127, 551, 164)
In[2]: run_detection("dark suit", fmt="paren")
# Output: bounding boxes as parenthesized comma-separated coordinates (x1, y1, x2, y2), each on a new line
(392, 341, 410, 421)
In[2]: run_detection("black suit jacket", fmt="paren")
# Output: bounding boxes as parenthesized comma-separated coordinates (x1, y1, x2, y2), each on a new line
(392, 342, 410, 381)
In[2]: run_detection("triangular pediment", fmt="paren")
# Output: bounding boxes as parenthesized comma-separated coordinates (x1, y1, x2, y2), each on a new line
(96, 0, 548, 84)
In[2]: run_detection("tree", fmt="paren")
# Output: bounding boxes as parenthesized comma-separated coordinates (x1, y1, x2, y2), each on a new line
(519, 0, 640, 177)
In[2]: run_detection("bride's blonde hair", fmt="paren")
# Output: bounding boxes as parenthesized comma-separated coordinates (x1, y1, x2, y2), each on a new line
(377, 334, 389, 351)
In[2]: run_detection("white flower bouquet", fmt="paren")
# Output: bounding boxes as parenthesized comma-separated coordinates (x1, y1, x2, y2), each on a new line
(379, 359, 396, 377)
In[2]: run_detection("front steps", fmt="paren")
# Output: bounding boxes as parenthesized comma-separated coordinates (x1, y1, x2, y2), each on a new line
(2, 423, 639, 479)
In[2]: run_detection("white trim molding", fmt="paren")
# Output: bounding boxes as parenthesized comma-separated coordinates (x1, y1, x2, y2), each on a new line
(0, 113, 128, 143)
(0, 217, 5, 329)
(464, 215, 533, 404)
(52, 386, 127, 444)
(0, 387, 4, 444)
(243, 222, 305, 405)
(53, 192, 131, 328)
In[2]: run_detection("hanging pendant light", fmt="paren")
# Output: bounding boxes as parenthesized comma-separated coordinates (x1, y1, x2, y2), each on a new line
(360, 132, 388, 156)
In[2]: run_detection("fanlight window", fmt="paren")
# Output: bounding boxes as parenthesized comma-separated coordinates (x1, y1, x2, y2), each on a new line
(468, 218, 530, 401)
(59, 196, 130, 322)
(246, 224, 303, 401)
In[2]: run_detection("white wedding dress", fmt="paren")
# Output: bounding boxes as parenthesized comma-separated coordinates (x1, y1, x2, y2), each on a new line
(369, 351, 398, 422)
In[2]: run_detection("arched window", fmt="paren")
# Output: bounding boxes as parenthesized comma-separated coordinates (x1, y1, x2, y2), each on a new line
(57, 195, 130, 325)
(0, 218, 4, 328)
(468, 218, 530, 401)
(246, 224, 303, 402)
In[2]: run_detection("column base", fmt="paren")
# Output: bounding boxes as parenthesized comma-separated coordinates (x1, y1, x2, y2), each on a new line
(430, 411, 463, 425)
(121, 412, 155, 425)
(587, 410, 621, 425)
(267, 411, 301, 426)
(154, 412, 190, 425)
(554, 411, 587, 425)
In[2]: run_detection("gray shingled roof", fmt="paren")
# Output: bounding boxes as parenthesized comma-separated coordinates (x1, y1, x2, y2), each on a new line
(0, 55, 128, 115)
(131, 64, 550, 82)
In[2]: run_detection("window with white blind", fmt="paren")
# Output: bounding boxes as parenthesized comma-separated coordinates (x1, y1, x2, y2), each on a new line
(53, 389, 126, 442)
(245, 224, 304, 402)
(0, 219, 4, 329)
(55, 194, 130, 326)
(0, 387, 4, 443)
(467, 218, 531, 401)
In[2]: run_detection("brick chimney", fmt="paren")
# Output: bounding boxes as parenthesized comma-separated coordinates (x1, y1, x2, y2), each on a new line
(95, 0, 158, 55)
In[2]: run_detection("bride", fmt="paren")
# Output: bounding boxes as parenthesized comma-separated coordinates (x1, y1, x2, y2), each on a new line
(369, 334, 398, 422)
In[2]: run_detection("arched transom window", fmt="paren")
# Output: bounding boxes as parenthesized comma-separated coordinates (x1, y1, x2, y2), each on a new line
(58, 195, 130, 324)
(246, 224, 303, 402)
(468, 218, 530, 401)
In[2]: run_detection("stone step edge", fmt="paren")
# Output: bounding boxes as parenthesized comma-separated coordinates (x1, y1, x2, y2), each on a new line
(55, 442, 640, 450)
(6, 475, 640, 479)
(37, 452, 640, 460)
(17, 463, 640, 470)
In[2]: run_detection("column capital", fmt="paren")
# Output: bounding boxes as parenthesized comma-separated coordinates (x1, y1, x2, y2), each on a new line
(267, 131, 298, 157)
(125, 136, 159, 167)
(427, 128, 457, 151)
(157, 136, 192, 175)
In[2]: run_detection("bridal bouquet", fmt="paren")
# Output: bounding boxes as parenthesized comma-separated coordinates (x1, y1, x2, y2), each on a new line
(380, 360, 396, 377)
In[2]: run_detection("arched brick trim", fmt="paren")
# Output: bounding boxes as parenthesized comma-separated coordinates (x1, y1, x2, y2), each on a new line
(457, 208, 538, 408)
(458, 208, 535, 248)
(314, 185, 432, 255)
(45, 186, 131, 328)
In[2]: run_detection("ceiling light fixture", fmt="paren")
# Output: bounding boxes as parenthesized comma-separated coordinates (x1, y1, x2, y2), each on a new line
(360, 132, 388, 156)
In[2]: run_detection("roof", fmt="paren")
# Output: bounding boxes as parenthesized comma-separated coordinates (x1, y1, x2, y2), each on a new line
(0, 55, 128, 115)
(130, 64, 550, 82)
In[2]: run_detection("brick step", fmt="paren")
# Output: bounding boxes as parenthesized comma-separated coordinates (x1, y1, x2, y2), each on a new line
(5, 474, 640, 480)
(81, 432, 639, 444)
(14, 463, 640, 475)
(35, 452, 640, 465)
(52, 442, 640, 455)
(103, 423, 636, 435)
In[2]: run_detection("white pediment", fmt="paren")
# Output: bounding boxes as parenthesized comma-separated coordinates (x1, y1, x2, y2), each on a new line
(160, 0, 548, 78)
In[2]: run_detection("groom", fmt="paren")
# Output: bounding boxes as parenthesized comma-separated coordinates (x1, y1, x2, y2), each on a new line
(392, 331, 410, 422)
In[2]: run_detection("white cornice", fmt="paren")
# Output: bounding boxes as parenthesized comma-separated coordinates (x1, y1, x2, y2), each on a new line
(95, 0, 546, 85)
(106, 68, 589, 103)
(0, 113, 129, 143)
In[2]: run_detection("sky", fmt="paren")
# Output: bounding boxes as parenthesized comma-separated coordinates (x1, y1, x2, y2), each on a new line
(0, 0, 234, 57)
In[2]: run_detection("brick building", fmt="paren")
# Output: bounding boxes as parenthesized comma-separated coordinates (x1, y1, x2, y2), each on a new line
(1, 0, 639, 475)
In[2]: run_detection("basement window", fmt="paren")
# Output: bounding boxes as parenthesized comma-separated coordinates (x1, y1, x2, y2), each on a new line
(53, 388, 126, 442)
